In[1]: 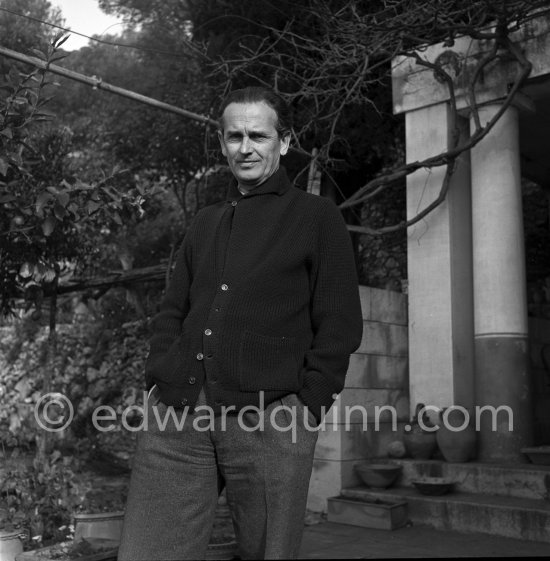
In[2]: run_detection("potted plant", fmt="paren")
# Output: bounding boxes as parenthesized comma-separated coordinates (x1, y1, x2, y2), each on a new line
(0, 458, 75, 560)
(12, 473, 124, 561)
(0, 457, 76, 553)
(72, 487, 126, 545)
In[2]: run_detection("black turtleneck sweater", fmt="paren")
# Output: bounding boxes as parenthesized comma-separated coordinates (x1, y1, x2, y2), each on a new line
(145, 167, 363, 422)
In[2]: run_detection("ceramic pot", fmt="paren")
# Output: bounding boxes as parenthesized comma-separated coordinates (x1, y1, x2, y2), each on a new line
(73, 511, 125, 544)
(0, 530, 23, 561)
(436, 408, 476, 462)
(403, 426, 438, 459)
(403, 403, 438, 459)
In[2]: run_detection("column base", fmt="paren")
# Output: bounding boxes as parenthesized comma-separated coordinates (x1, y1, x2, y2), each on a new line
(474, 335, 534, 462)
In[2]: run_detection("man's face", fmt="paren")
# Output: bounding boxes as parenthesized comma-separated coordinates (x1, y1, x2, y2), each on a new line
(218, 102, 290, 190)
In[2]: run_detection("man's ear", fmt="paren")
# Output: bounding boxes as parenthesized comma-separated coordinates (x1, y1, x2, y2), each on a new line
(217, 129, 227, 157)
(280, 132, 291, 156)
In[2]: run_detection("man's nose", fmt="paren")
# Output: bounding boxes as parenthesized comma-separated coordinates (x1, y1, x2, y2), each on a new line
(239, 137, 251, 153)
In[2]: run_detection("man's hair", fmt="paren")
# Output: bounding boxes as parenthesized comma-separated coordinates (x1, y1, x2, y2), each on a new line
(218, 87, 292, 137)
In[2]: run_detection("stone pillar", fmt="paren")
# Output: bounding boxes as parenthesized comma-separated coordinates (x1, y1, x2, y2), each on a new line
(470, 103, 534, 462)
(406, 103, 475, 413)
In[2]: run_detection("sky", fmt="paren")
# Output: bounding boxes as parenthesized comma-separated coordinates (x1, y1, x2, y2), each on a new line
(51, 0, 124, 50)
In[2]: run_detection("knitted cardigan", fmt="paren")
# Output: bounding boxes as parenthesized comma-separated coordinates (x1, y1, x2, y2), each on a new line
(145, 166, 363, 422)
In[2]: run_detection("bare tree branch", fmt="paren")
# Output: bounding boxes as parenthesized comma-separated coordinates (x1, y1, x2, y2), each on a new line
(203, 0, 543, 235)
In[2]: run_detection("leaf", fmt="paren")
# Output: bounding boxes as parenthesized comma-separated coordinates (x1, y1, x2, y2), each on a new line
(35, 263, 47, 278)
(87, 200, 101, 215)
(55, 34, 71, 48)
(36, 192, 52, 215)
(102, 185, 121, 202)
(50, 449, 62, 464)
(53, 203, 66, 220)
(29, 49, 47, 61)
(0, 158, 8, 177)
(50, 53, 68, 64)
(56, 191, 70, 207)
(8, 67, 21, 85)
(43, 269, 57, 283)
(112, 212, 123, 225)
(19, 262, 33, 278)
(42, 216, 56, 236)
(0, 194, 16, 203)
(0, 128, 13, 139)
(34, 109, 56, 119)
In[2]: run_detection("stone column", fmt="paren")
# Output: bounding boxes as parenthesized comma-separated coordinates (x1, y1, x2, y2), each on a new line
(406, 103, 475, 413)
(470, 103, 534, 462)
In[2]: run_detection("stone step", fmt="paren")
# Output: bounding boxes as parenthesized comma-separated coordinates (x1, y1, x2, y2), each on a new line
(326, 495, 409, 531)
(389, 459, 550, 500)
(338, 486, 550, 544)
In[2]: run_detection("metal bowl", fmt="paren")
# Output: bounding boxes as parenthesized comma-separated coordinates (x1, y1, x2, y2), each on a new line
(412, 477, 455, 495)
(354, 462, 402, 489)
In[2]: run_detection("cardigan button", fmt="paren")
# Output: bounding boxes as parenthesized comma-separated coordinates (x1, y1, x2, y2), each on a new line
(221, 284, 229, 291)
(188, 376, 196, 385)
(231, 201, 238, 207)
(204, 329, 212, 336)
(181, 398, 188, 406)
(196, 353, 204, 360)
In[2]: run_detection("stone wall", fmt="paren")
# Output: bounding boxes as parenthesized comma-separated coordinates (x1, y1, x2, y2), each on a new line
(307, 285, 409, 512)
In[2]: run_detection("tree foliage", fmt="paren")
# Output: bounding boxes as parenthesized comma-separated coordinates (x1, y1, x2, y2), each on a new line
(0, 0, 63, 56)
(95, 1, 550, 227)
(0, 35, 146, 316)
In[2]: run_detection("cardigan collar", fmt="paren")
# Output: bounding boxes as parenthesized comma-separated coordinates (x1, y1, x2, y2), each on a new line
(225, 166, 292, 201)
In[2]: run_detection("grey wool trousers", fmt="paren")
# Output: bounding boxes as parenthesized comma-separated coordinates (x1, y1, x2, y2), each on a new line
(117, 390, 319, 560)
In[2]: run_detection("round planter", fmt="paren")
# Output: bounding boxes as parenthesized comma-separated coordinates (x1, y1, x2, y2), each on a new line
(0, 529, 24, 561)
(73, 511, 125, 544)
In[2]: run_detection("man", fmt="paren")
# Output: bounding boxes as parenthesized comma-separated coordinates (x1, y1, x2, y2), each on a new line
(118, 87, 363, 560)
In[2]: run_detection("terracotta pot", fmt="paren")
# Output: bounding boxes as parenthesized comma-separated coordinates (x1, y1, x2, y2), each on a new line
(403, 403, 438, 459)
(403, 427, 438, 459)
(436, 408, 476, 462)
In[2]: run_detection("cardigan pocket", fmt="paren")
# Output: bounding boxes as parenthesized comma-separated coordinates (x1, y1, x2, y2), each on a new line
(239, 331, 302, 392)
(147, 336, 187, 386)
